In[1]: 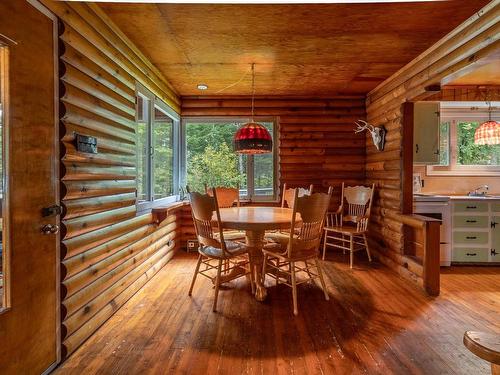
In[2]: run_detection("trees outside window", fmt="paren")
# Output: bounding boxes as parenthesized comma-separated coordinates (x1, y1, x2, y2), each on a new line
(428, 103, 500, 176)
(136, 86, 179, 209)
(184, 119, 276, 200)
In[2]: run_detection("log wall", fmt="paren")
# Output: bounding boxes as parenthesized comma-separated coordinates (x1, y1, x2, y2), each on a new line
(364, 1, 499, 284)
(41, 0, 182, 358)
(182, 96, 367, 194)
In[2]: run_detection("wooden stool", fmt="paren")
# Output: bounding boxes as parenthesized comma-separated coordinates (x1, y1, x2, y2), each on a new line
(464, 331, 500, 375)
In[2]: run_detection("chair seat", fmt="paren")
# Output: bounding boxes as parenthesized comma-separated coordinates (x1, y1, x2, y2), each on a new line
(199, 240, 248, 259)
(324, 225, 366, 235)
(264, 231, 295, 247)
(214, 230, 246, 242)
(263, 240, 318, 261)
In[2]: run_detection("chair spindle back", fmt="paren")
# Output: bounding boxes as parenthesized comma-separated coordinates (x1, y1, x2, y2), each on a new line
(288, 187, 333, 256)
(281, 183, 314, 209)
(205, 184, 240, 208)
(188, 188, 229, 255)
(339, 183, 375, 231)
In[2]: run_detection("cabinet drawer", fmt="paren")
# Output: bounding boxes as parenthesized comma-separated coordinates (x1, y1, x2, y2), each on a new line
(453, 202, 488, 213)
(453, 248, 489, 262)
(453, 232, 489, 244)
(453, 216, 489, 228)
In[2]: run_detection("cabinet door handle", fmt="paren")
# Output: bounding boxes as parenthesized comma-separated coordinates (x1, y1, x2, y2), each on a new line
(466, 206, 477, 209)
(465, 236, 477, 240)
(491, 221, 498, 228)
(433, 149, 440, 155)
(466, 253, 477, 256)
(491, 249, 498, 256)
(466, 220, 477, 223)
(415, 144, 419, 154)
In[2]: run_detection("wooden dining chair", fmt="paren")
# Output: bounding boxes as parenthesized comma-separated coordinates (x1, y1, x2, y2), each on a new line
(188, 188, 254, 312)
(281, 183, 314, 209)
(322, 183, 375, 268)
(205, 184, 240, 208)
(262, 187, 333, 316)
(205, 184, 245, 242)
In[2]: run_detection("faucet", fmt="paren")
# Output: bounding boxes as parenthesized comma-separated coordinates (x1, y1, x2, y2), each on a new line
(469, 185, 489, 196)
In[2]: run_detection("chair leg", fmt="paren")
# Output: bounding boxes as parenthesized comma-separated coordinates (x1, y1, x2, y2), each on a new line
(322, 232, 327, 260)
(349, 235, 354, 269)
(315, 258, 330, 301)
(304, 260, 313, 282)
(212, 259, 223, 312)
(363, 233, 372, 262)
(262, 253, 268, 286)
(188, 254, 203, 296)
(290, 262, 298, 316)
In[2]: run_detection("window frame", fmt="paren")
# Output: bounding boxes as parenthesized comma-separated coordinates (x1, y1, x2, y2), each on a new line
(0, 43, 10, 312)
(135, 83, 180, 212)
(427, 103, 500, 176)
(180, 116, 279, 202)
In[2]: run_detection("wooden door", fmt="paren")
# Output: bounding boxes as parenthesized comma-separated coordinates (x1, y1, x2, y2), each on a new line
(413, 102, 440, 164)
(0, 1, 60, 374)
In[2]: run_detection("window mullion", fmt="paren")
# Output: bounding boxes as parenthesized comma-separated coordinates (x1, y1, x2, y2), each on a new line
(247, 154, 254, 200)
(148, 99, 154, 201)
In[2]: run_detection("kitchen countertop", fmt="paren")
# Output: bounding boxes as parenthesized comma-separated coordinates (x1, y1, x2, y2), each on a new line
(414, 194, 500, 202)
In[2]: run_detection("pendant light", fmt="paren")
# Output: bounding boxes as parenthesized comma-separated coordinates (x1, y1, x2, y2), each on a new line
(474, 101, 500, 145)
(233, 63, 272, 154)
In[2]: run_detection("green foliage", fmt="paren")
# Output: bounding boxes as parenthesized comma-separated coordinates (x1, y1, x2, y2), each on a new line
(153, 121, 173, 198)
(457, 122, 500, 165)
(187, 143, 244, 192)
(185, 121, 274, 196)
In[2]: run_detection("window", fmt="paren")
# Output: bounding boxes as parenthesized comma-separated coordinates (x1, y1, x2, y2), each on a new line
(182, 118, 277, 200)
(427, 102, 500, 176)
(136, 85, 179, 210)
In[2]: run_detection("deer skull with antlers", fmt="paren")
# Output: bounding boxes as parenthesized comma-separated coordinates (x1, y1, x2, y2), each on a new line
(354, 120, 387, 151)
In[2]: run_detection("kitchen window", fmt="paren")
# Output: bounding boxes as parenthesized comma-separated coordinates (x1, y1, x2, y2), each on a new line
(136, 85, 180, 210)
(427, 103, 500, 176)
(181, 118, 277, 201)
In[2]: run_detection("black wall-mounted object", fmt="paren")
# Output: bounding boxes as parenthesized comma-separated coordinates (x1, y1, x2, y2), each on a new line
(75, 133, 98, 154)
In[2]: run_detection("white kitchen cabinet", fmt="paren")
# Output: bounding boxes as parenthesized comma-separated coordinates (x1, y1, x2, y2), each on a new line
(413, 102, 440, 164)
(452, 199, 500, 264)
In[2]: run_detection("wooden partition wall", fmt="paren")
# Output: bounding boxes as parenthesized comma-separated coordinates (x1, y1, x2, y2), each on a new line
(364, 1, 499, 287)
(40, 1, 183, 358)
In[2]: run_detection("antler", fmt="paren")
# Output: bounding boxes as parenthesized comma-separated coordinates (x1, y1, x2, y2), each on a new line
(354, 120, 375, 133)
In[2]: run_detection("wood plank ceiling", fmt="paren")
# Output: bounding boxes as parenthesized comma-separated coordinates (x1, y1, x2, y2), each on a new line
(98, 1, 490, 96)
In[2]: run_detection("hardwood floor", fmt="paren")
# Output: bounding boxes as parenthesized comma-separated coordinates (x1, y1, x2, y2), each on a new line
(54, 252, 500, 375)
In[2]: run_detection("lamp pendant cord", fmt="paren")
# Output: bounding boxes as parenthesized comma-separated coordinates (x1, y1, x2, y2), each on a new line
(251, 63, 255, 122)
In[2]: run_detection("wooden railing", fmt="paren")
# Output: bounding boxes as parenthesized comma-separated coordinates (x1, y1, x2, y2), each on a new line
(400, 214, 441, 296)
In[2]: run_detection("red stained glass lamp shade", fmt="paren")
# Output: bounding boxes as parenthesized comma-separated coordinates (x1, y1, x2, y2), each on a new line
(233, 122, 272, 154)
(474, 120, 500, 145)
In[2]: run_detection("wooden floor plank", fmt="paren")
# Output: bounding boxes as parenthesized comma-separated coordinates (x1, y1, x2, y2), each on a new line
(54, 252, 500, 375)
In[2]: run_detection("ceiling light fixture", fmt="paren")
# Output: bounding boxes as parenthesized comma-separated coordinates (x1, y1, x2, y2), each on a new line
(233, 63, 272, 154)
(197, 83, 208, 90)
(474, 101, 499, 145)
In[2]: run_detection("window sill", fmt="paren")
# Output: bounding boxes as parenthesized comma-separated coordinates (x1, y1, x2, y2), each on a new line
(426, 165, 500, 176)
(151, 200, 190, 225)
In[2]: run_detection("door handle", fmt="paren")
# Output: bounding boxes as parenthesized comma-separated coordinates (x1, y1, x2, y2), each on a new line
(41, 224, 59, 235)
(415, 144, 419, 154)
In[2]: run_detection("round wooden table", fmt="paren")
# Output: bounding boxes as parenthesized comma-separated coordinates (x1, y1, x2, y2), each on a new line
(215, 206, 299, 301)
